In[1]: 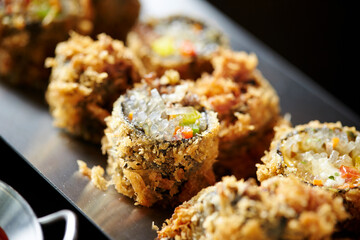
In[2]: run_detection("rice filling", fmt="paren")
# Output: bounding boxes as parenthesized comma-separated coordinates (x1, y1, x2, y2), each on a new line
(279, 127, 360, 188)
(122, 85, 207, 141)
(150, 16, 223, 59)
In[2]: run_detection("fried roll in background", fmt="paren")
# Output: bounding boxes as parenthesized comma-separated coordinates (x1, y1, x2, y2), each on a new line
(127, 15, 228, 80)
(101, 71, 219, 207)
(257, 120, 360, 233)
(45, 32, 144, 143)
(157, 176, 348, 240)
(0, 0, 93, 89)
(193, 49, 286, 180)
(0, 0, 140, 89)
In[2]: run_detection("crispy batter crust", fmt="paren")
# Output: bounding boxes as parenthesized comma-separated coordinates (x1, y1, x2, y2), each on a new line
(256, 120, 360, 232)
(157, 176, 348, 240)
(193, 49, 284, 179)
(101, 83, 220, 207)
(126, 15, 228, 80)
(45, 32, 144, 142)
(77, 160, 108, 190)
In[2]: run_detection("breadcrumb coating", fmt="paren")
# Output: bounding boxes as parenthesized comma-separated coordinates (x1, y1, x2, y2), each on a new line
(45, 32, 144, 142)
(193, 49, 284, 179)
(101, 94, 219, 206)
(157, 176, 348, 240)
(77, 160, 108, 191)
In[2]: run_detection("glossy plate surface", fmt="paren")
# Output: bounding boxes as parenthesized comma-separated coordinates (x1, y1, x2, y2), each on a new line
(1, 0, 360, 239)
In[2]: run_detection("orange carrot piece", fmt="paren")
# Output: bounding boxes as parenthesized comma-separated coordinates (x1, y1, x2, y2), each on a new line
(180, 40, 196, 57)
(340, 165, 360, 183)
(313, 179, 323, 186)
(332, 137, 340, 148)
(128, 112, 133, 121)
(173, 126, 181, 135)
(181, 126, 193, 139)
(192, 23, 203, 32)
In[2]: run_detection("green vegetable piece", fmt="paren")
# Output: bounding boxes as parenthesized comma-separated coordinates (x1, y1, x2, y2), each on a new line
(35, 0, 50, 18)
(36, 6, 50, 19)
(151, 36, 175, 57)
(334, 172, 340, 176)
(191, 124, 200, 135)
(29, 0, 58, 20)
(179, 108, 201, 126)
(329, 176, 335, 180)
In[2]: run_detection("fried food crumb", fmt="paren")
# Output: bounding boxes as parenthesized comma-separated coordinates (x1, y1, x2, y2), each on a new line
(77, 160, 108, 191)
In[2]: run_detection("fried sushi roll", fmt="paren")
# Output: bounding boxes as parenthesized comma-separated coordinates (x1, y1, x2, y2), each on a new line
(0, 0, 93, 89)
(156, 176, 348, 240)
(127, 15, 228, 80)
(192, 49, 284, 179)
(257, 120, 360, 231)
(45, 32, 144, 143)
(101, 71, 220, 207)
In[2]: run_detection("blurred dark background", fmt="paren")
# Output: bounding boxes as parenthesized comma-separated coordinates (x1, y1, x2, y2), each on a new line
(206, 0, 359, 116)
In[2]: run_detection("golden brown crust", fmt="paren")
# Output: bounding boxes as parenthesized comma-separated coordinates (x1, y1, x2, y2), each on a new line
(157, 176, 348, 240)
(77, 160, 108, 190)
(215, 117, 290, 181)
(102, 78, 219, 206)
(192, 49, 283, 179)
(101, 89, 220, 207)
(45, 32, 144, 142)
